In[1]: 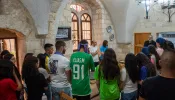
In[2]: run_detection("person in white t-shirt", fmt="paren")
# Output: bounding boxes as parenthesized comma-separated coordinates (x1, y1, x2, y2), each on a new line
(49, 41, 71, 100)
(120, 53, 139, 100)
(89, 41, 99, 67)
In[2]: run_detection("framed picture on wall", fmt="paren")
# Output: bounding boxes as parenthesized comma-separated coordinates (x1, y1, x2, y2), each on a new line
(56, 27, 71, 40)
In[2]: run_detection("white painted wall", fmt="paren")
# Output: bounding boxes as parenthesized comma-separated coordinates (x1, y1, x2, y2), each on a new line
(101, 0, 142, 44)
(101, 0, 129, 43)
(126, 0, 143, 43)
(21, 0, 50, 35)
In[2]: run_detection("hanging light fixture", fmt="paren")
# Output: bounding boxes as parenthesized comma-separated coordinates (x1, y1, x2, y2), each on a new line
(136, 0, 157, 19)
(136, 0, 159, 19)
(159, 0, 175, 22)
(136, 0, 175, 21)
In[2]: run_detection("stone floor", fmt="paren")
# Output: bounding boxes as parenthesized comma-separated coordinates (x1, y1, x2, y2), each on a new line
(42, 80, 100, 100)
(90, 80, 99, 100)
(42, 72, 100, 100)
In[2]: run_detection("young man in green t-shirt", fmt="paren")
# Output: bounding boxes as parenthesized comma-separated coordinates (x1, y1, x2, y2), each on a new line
(70, 40, 95, 100)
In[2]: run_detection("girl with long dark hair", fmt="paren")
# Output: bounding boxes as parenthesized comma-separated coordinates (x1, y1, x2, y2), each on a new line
(3, 53, 23, 100)
(94, 48, 120, 100)
(120, 53, 139, 100)
(148, 45, 161, 75)
(163, 40, 175, 50)
(24, 53, 34, 60)
(22, 56, 48, 100)
(37, 53, 52, 100)
(136, 53, 156, 99)
(0, 60, 22, 100)
(136, 52, 156, 84)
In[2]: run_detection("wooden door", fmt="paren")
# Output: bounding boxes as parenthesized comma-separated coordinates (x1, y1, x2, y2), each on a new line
(134, 33, 151, 55)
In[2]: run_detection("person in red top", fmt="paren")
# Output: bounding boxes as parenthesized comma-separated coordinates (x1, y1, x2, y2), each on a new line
(0, 60, 22, 100)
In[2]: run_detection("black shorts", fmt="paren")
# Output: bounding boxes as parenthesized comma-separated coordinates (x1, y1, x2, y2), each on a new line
(94, 62, 99, 67)
(73, 95, 90, 100)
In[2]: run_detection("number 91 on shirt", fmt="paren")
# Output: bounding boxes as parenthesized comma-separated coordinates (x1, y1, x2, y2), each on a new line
(73, 64, 84, 80)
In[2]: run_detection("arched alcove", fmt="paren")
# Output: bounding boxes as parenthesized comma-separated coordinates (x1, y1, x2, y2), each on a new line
(71, 4, 92, 50)
(48, 0, 116, 57)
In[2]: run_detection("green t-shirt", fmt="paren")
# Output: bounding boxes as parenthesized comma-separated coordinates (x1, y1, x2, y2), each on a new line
(70, 52, 95, 96)
(94, 66, 120, 100)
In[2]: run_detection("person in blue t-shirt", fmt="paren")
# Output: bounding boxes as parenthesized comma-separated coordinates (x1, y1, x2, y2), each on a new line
(100, 40, 108, 61)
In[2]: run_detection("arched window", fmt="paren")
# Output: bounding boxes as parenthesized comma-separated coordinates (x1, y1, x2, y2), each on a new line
(81, 13, 92, 45)
(71, 5, 92, 51)
(71, 12, 79, 50)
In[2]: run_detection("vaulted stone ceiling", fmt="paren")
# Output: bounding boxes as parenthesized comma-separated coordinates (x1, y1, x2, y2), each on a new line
(20, 0, 51, 35)
(20, 0, 142, 43)
(101, 0, 142, 43)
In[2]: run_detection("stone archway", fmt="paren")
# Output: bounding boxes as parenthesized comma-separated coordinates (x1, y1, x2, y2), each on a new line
(0, 28, 25, 72)
(48, 0, 116, 57)
(71, 0, 104, 45)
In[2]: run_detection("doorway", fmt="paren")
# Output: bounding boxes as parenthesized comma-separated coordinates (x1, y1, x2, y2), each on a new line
(0, 38, 18, 65)
(134, 33, 151, 55)
(0, 28, 25, 71)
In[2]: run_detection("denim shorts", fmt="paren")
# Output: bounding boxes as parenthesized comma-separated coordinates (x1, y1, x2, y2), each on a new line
(121, 90, 137, 100)
(51, 86, 72, 100)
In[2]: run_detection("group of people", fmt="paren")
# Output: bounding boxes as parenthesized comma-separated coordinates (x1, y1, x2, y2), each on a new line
(0, 37, 175, 100)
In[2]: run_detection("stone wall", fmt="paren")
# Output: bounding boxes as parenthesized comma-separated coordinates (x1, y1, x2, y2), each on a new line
(134, 4, 175, 40)
(0, 0, 45, 70)
(0, 0, 37, 36)
(47, 0, 73, 58)
(89, 0, 117, 47)
(98, 0, 129, 60)
(131, 4, 175, 56)
(116, 44, 132, 60)
(81, 0, 129, 60)
(20, 0, 50, 35)
(0, 0, 130, 62)
(0, 0, 46, 55)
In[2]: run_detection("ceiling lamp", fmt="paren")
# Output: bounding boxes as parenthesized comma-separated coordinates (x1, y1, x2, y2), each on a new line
(136, 0, 157, 19)
(136, 0, 175, 22)
(158, 0, 175, 22)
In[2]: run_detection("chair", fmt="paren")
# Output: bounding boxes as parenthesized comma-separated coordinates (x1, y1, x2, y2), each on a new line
(59, 91, 76, 100)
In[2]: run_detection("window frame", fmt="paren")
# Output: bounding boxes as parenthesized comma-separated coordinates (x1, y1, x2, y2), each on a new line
(71, 12, 79, 51)
(80, 13, 92, 46)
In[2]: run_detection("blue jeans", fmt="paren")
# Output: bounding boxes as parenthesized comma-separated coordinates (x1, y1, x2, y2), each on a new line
(121, 90, 137, 100)
(51, 86, 72, 100)
(45, 84, 52, 100)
